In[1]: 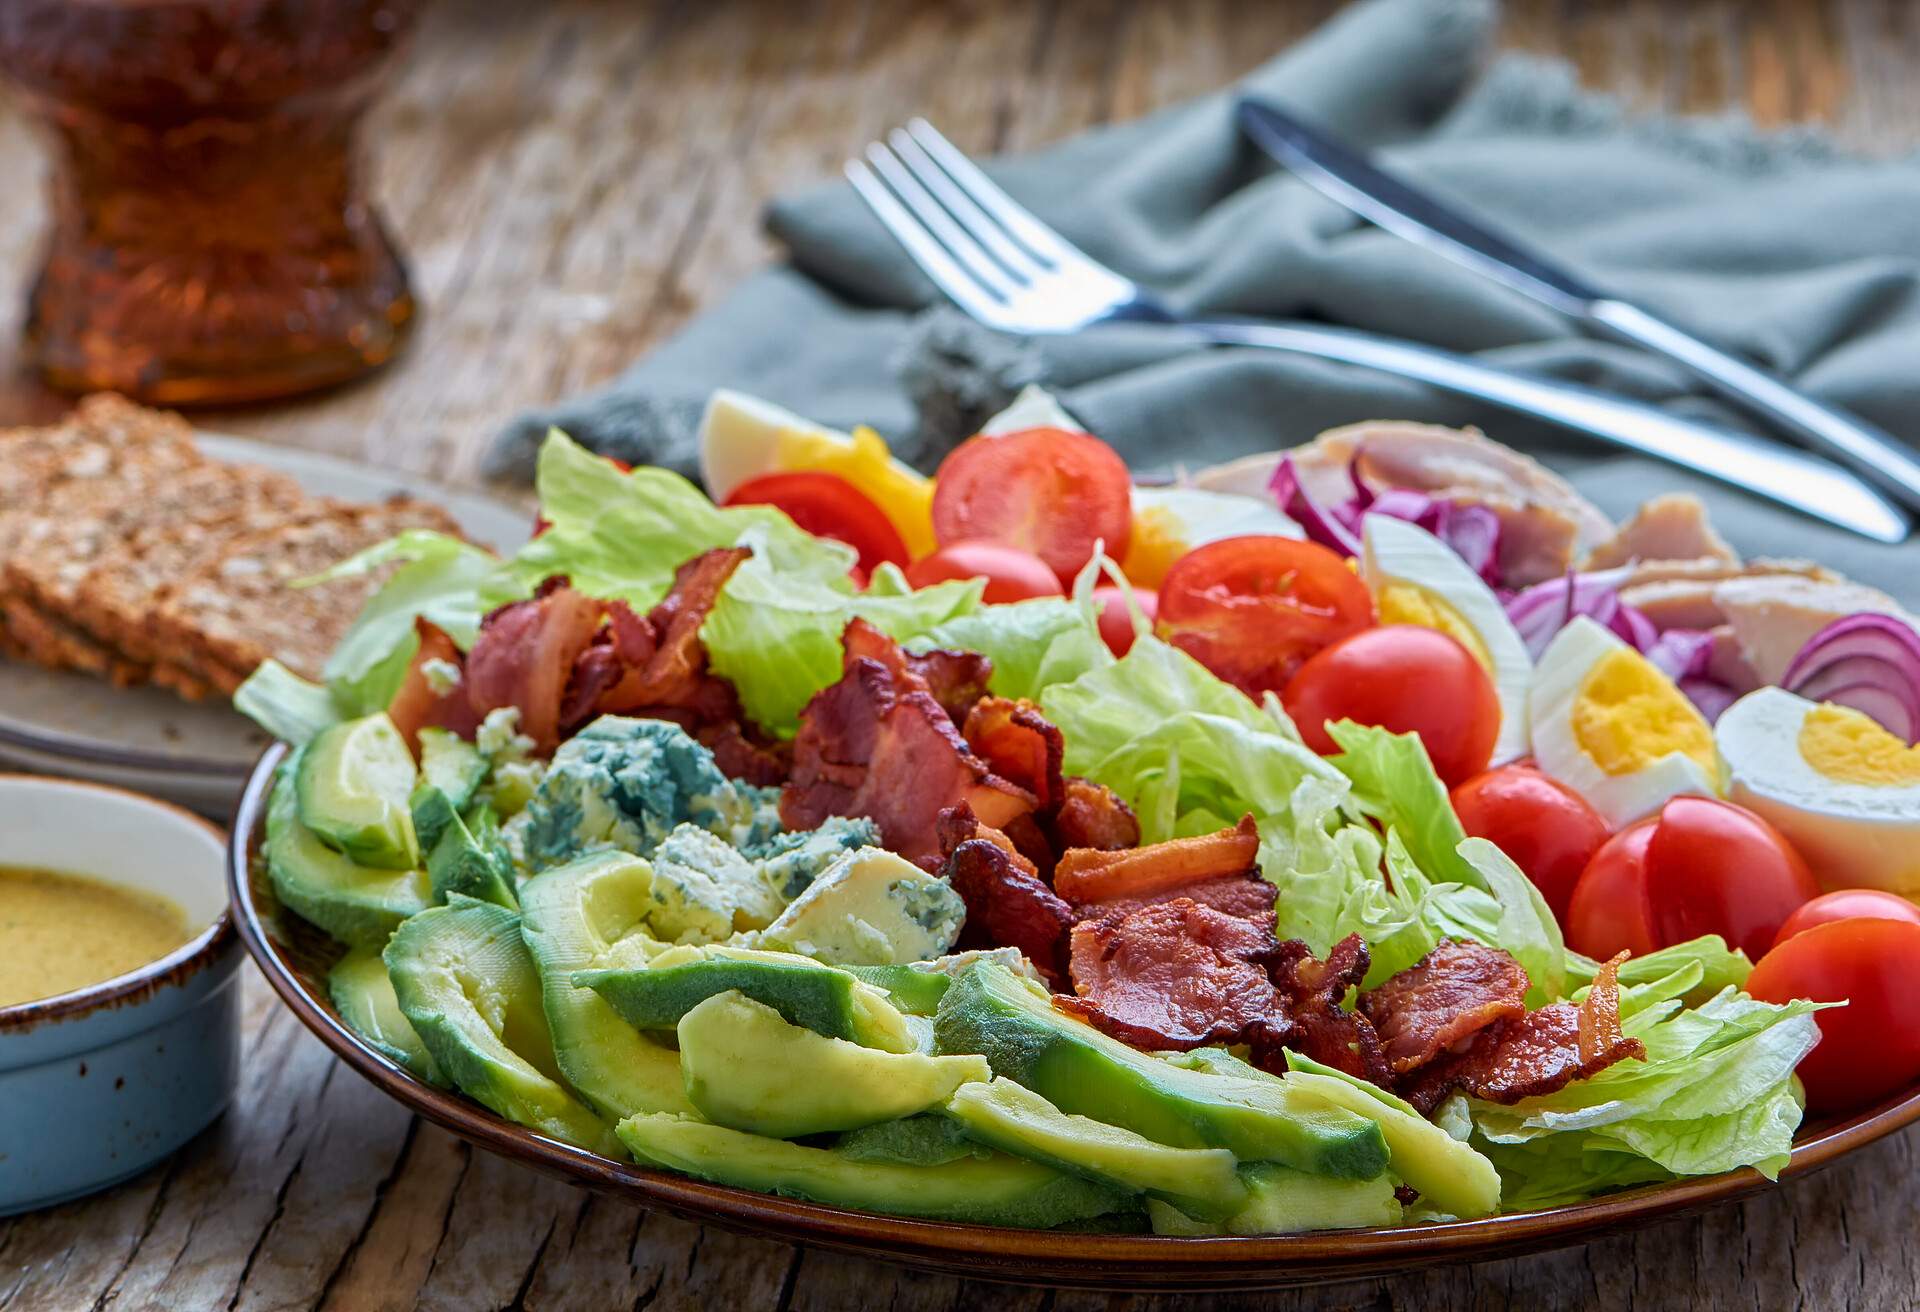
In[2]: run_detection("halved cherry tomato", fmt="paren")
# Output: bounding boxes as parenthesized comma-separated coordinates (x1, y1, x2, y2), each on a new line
(724, 471, 909, 577)
(905, 540, 1063, 604)
(1565, 797, 1816, 962)
(1281, 625, 1498, 786)
(1451, 765, 1611, 923)
(1748, 917, 1920, 1112)
(1092, 586, 1156, 657)
(1159, 536, 1374, 698)
(1566, 823, 1658, 958)
(1773, 889, 1920, 949)
(931, 428, 1133, 584)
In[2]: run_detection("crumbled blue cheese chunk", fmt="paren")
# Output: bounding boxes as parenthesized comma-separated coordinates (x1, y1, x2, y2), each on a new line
(420, 657, 463, 698)
(753, 846, 966, 966)
(754, 816, 882, 903)
(646, 823, 788, 939)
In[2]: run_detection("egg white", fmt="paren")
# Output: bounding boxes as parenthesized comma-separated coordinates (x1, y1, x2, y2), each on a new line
(1134, 485, 1302, 546)
(696, 389, 855, 501)
(1361, 514, 1531, 766)
(1529, 617, 1721, 827)
(1719, 686, 1920, 894)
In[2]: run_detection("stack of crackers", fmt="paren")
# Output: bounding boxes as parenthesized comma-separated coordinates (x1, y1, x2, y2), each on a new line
(0, 395, 465, 700)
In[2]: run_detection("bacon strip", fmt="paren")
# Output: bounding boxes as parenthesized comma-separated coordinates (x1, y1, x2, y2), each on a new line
(1360, 940, 1530, 1076)
(1075, 871, 1277, 929)
(1259, 934, 1389, 1085)
(781, 655, 1036, 863)
(962, 697, 1064, 811)
(1049, 777, 1141, 852)
(465, 581, 606, 752)
(386, 618, 481, 753)
(595, 547, 751, 716)
(1053, 815, 1259, 904)
(1057, 898, 1288, 1050)
(840, 617, 991, 724)
(943, 838, 1073, 986)
(1399, 953, 1645, 1113)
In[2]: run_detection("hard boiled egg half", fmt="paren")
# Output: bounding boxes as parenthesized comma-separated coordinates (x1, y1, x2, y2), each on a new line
(1718, 687, 1920, 895)
(1529, 616, 1722, 827)
(1360, 514, 1532, 765)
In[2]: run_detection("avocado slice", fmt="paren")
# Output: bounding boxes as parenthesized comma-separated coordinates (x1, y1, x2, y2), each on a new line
(267, 755, 433, 945)
(326, 941, 447, 1087)
(297, 714, 421, 869)
(386, 895, 620, 1156)
(426, 803, 518, 909)
(845, 964, 951, 1016)
(515, 852, 694, 1121)
(420, 728, 488, 809)
(677, 991, 990, 1138)
(578, 944, 915, 1053)
(834, 1115, 987, 1166)
(1146, 1163, 1403, 1235)
(755, 847, 966, 966)
(614, 1113, 1131, 1228)
(946, 1077, 1248, 1222)
(931, 962, 1388, 1180)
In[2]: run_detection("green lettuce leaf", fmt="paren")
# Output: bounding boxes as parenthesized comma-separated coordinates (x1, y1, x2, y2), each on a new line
(232, 660, 347, 746)
(1323, 720, 1483, 891)
(914, 555, 1116, 704)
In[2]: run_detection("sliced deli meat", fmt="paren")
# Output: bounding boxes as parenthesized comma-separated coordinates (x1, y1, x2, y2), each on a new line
(1056, 897, 1288, 1050)
(1360, 940, 1530, 1076)
(1583, 493, 1737, 570)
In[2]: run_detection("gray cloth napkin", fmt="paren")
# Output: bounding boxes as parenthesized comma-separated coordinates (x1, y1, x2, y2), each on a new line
(488, 0, 1920, 596)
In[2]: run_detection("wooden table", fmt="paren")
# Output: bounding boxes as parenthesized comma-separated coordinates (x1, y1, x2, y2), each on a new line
(2, 2, 1917, 1307)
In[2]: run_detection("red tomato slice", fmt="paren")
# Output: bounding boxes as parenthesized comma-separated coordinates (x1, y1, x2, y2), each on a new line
(1644, 796, 1817, 962)
(1774, 889, 1920, 949)
(1159, 536, 1374, 698)
(724, 472, 910, 577)
(1749, 917, 1920, 1112)
(1280, 625, 1498, 786)
(905, 540, 1063, 604)
(1451, 765, 1611, 924)
(931, 428, 1133, 584)
(1092, 585, 1156, 657)
(1566, 822, 1658, 959)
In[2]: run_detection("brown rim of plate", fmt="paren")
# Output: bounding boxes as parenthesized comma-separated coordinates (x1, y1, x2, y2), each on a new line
(227, 742, 1920, 1292)
(0, 772, 237, 1033)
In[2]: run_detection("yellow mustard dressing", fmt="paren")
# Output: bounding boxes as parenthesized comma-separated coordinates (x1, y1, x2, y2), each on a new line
(0, 866, 192, 1008)
(1800, 703, 1920, 787)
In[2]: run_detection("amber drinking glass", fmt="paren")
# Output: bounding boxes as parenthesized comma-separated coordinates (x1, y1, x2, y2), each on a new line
(0, 0, 422, 405)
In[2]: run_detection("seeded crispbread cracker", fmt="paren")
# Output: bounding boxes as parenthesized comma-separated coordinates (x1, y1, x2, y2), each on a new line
(0, 394, 201, 512)
(150, 496, 465, 694)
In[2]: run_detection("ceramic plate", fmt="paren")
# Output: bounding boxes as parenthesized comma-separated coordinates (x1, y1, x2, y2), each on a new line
(227, 744, 1920, 1292)
(0, 436, 529, 818)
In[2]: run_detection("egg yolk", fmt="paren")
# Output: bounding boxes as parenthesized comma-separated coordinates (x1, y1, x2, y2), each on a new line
(1377, 583, 1493, 671)
(1119, 506, 1187, 590)
(776, 425, 936, 558)
(1572, 648, 1717, 777)
(1799, 703, 1920, 786)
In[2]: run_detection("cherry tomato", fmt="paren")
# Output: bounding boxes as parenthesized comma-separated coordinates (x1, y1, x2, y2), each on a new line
(1566, 823, 1658, 958)
(724, 472, 909, 577)
(1281, 625, 1499, 786)
(1565, 797, 1816, 963)
(905, 540, 1063, 604)
(931, 427, 1133, 585)
(1451, 765, 1611, 923)
(1748, 917, 1920, 1112)
(1773, 889, 1920, 949)
(1158, 536, 1374, 698)
(1092, 586, 1156, 657)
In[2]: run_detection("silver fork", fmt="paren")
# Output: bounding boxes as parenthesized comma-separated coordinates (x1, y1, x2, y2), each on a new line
(846, 119, 1908, 544)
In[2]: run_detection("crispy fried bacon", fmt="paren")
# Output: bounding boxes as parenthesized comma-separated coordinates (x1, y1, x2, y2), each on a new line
(1076, 873, 1277, 929)
(1053, 816, 1259, 904)
(840, 617, 991, 724)
(1260, 934, 1389, 1084)
(1057, 898, 1288, 1050)
(398, 549, 775, 770)
(1399, 953, 1644, 1114)
(1049, 777, 1141, 852)
(943, 837, 1073, 986)
(963, 696, 1064, 810)
(386, 617, 482, 752)
(781, 653, 1036, 863)
(1360, 940, 1530, 1076)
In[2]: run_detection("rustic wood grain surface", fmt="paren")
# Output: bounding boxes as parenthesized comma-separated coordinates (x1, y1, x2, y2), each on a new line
(2, 1, 1918, 1308)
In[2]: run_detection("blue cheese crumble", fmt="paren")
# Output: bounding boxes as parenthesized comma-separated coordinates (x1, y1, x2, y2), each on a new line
(754, 816, 882, 902)
(753, 846, 966, 966)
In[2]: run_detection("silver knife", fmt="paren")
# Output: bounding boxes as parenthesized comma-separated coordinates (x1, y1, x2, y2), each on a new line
(1236, 97, 1920, 523)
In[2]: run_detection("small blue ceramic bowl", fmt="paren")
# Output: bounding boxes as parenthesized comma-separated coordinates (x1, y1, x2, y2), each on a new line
(0, 774, 242, 1216)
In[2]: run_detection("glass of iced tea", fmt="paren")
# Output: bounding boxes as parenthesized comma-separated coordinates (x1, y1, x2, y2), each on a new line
(0, 0, 423, 405)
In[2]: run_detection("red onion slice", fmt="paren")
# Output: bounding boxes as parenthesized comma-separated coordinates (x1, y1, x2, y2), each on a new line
(1780, 613, 1920, 745)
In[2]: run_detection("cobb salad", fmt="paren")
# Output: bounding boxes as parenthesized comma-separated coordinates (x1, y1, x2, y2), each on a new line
(237, 386, 1920, 1235)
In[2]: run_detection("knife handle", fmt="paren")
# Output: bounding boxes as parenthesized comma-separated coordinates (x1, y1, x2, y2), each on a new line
(1587, 299, 1920, 515)
(1184, 316, 1909, 545)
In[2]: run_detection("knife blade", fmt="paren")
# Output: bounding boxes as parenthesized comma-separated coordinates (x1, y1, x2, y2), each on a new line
(1236, 97, 1920, 521)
